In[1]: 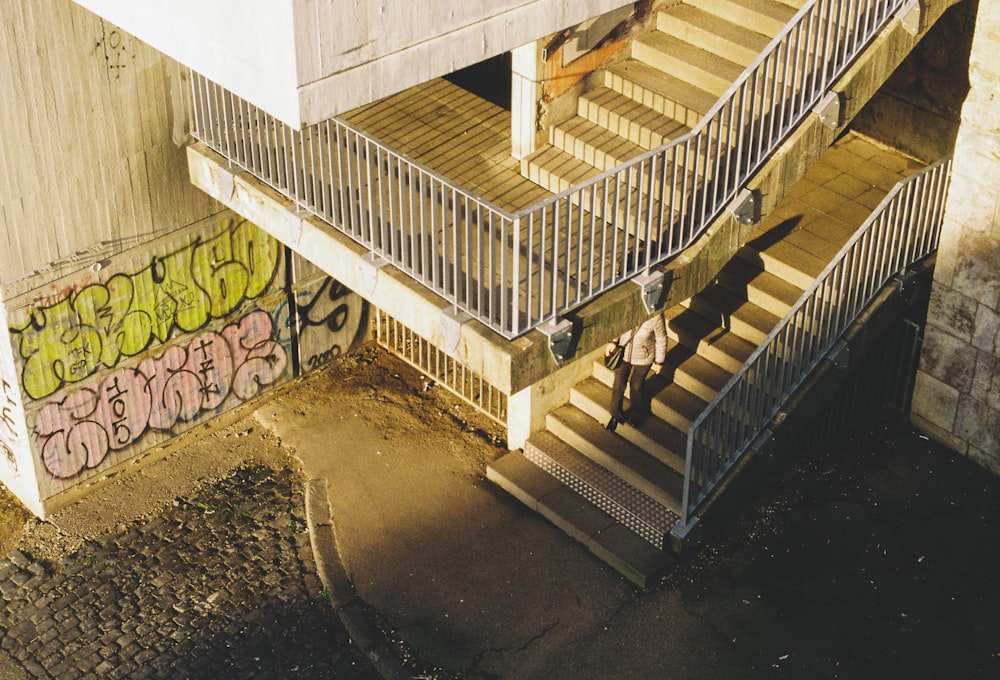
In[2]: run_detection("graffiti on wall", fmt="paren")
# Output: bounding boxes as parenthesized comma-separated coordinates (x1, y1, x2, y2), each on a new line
(5, 215, 373, 488)
(9, 219, 280, 400)
(276, 276, 369, 373)
(0, 363, 21, 475)
(34, 310, 286, 479)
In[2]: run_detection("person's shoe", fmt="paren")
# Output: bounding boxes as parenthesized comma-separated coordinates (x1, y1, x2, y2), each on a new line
(605, 417, 618, 432)
(630, 410, 648, 426)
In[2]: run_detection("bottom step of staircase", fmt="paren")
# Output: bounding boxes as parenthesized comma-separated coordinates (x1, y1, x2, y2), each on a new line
(487, 451, 675, 587)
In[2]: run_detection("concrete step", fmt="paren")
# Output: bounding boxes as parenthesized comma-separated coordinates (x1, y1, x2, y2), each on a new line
(682, 284, 782, 346)
(550, 116, 647, 172)
(664, 305, 757, 373)
(593, 60, 717, 129)
(521, 145, 601, 194)
(521, 145, 688, 228)
(524, 430, 680, 542)
(716, 257, 804, 318)
(654, 344, 732, 403)
(569, 376, 688, 474)
(657, 5, 771, 67)
(686, 0, 800, 36)
(578, 86, 693, 150)
(486, 450, 674, 587)
(546, 405, 683, 514)
(590, 363, 709, 435)
(737, 239, 826, 290)
(631, 32, 743, 99)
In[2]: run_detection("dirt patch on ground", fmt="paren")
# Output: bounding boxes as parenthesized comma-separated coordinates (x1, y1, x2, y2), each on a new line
(1, 345, 506, 566)
(263, 345, 507, 478)
(0, 490, 28, 558)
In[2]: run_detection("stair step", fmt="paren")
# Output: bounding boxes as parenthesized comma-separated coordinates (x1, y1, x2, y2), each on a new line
(591, 363, 709, 432)
(550, 116, 648, 171)
(546, 405, 683, 514)
(631, 33, 743, 98)
(525, 429, 679, 543)
(521, 145, 687, 228)
(716, 257, 804, 317)
(738, 240, 826, 290)
(667, 346, 733, 402)
(521, 145, 600, 194)
(682, 284, 781, 346)
(595, 60, 717, 129)
(686, 0, 800, 36)
(665, 306, 757, 373)
(657, 5, 771, 67)
(569, 377, 688, 474)
(578, 86, 692, 150)
(487, 450, 674, 587)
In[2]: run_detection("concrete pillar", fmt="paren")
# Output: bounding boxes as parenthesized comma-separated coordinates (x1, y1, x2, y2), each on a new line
(511, 41, 544, 160)
(912, 0, 1000, 472)
(506, 347, 607, 449)
(0, 303, 42, 517)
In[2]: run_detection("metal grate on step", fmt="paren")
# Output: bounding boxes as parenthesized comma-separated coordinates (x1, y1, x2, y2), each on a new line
(374, 309, 508, 425)
(524, 439, 678, 549)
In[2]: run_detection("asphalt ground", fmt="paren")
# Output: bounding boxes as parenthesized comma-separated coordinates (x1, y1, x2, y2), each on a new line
(2, 349, 999, 679)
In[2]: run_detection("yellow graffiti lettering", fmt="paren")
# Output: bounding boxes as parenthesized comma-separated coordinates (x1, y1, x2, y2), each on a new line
(9, 220, 281, 400)
(14, 304, 102, 400)
(73, 276, 153, 367)
(231, 219, 280, 300)
(129, 246, 212, 342)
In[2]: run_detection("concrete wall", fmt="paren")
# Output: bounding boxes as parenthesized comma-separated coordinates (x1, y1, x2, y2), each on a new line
(852, 0, 976, 163)
(0, 0, 215, 292)
(73, 0, 637, 127)
(0, 0, 368, 516)
(912, 0, 1000, 472)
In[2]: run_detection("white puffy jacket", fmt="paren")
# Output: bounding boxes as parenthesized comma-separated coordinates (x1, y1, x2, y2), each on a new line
(617, 314, 667, 366)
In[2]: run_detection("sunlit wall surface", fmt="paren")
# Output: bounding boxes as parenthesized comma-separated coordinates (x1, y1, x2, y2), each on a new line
(912, 0, 1000, 472)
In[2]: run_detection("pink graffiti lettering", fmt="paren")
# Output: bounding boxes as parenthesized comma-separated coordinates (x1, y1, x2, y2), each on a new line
(35, 311, 287, 479)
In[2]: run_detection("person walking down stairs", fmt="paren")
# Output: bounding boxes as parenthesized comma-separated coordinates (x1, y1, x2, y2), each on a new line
(604, 314, 667, 432)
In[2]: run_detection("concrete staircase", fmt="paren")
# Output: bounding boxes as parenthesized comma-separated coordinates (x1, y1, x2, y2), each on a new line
(521, 0, 805, 194)
(489, 222, 808, 585)
(491, 118, 929, 586)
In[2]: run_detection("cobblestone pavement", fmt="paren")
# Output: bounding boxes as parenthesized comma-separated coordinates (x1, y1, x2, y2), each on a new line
(0, 466, 377, 679)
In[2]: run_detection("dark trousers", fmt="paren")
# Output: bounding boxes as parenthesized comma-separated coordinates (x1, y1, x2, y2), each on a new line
(609, 361, 651, 421)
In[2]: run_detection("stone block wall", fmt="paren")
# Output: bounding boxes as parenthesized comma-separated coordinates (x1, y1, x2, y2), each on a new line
(912, 0, 1000, 472)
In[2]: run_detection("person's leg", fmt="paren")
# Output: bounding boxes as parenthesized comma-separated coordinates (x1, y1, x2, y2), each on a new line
(609, 362, 631, 422)
(629, 364, 651, 424)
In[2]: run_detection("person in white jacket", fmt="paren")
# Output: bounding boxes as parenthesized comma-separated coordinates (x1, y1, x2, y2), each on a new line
(603, 313, 668, 431)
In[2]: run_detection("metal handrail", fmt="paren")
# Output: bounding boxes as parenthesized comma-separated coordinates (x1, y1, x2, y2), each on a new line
(190, 0, 910, 338)
(509, 0, 909, 333)
(676, 158, 953, 536)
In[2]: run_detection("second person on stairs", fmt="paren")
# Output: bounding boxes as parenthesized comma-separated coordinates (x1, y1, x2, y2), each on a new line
(604, 313, 668, 432)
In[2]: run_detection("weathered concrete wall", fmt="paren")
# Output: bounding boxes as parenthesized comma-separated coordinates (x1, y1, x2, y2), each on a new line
(912, 0, 1000, 472)
(0, 0, 215, 293)
(2, 215, 369, 513)
(853, 0, 977, 163)
(0, 0, 369, 516)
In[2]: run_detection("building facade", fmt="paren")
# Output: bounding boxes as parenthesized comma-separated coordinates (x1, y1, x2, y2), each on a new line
(0, 0, 992, 578)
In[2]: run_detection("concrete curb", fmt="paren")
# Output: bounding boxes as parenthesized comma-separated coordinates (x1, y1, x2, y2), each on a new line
(304, 478, 412, 680)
